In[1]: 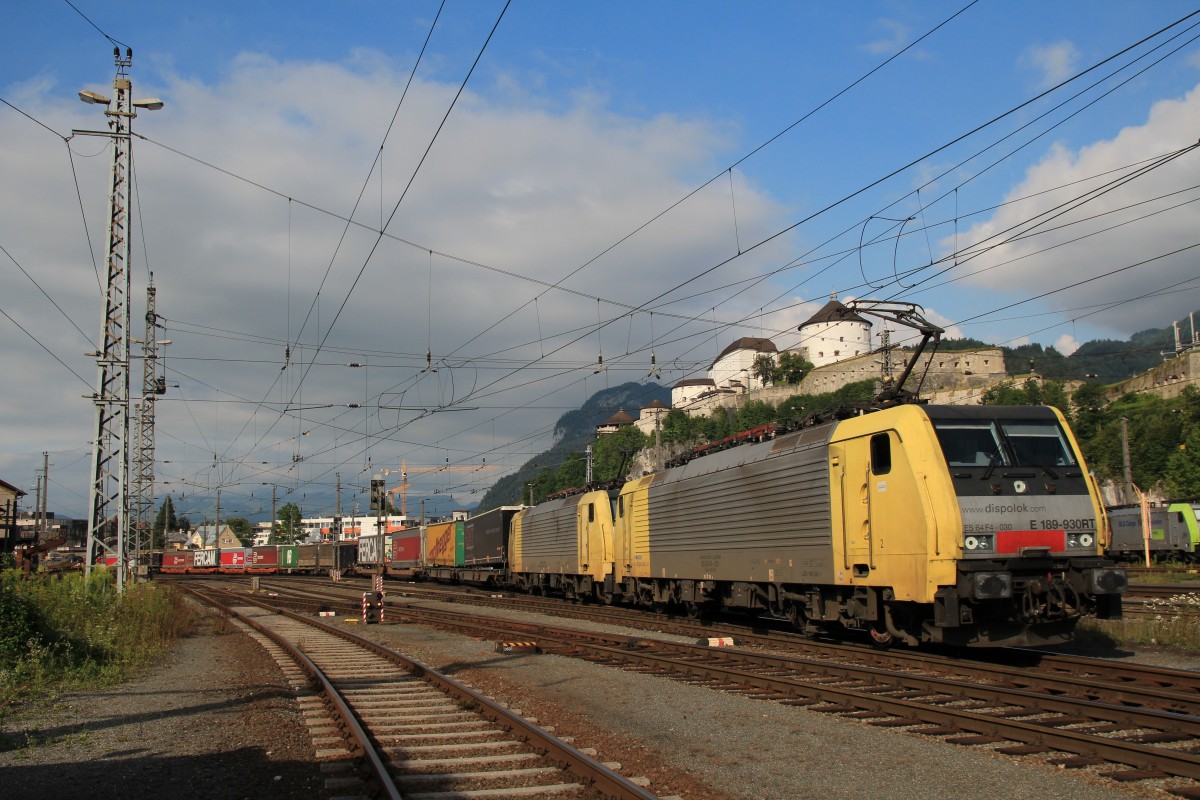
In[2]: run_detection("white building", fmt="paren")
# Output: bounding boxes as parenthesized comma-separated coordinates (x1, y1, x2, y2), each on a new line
(633, 399, 671, 437)
(796, 297, 872, 368)
(708, 337, 778, 391)
(671, 377, 717, 409)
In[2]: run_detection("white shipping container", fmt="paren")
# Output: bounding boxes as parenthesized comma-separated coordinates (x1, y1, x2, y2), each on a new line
(357, 534, 382, 565)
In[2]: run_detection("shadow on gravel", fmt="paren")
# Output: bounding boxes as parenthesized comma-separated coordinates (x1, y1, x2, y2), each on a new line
(0, 688, 296, 753)
(0, 749, 320, 799)
(1025, 628, 1138, 660)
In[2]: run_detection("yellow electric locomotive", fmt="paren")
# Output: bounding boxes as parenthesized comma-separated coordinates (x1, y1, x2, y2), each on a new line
(507, 303, 1125, 647)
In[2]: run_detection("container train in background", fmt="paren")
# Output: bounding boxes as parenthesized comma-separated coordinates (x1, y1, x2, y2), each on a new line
(1103, 502, 1200, 563)
(154, 541, 359, 575)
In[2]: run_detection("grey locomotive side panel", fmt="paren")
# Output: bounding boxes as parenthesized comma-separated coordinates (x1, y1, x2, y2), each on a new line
(647, 428, 836, 584)
(519, 497, 581, 573)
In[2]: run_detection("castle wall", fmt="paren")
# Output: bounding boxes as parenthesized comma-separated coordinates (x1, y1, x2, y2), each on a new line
(1104, 350, 1200, 402)
(675, 347, 1007, 418)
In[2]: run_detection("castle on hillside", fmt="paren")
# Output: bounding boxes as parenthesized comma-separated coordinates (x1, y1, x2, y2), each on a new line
(666, 297, 1005, 417)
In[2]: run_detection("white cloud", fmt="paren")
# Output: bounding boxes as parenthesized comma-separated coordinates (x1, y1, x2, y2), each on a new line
(863, 19, 910, 56)
(0, 50, 792, 517)
(1054, 334, 1080, 356)
(1020, 41, 1080, 89)
(941, 82, 1200, 338)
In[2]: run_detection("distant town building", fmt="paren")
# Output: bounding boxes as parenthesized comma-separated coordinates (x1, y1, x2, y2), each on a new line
(671, 377, 717, 409)
(1, 478, 27, 552)
(634, 399, 671, 437)
(188, 524, 238, 548)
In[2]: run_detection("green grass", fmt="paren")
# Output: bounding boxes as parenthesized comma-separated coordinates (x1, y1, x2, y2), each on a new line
(1076, 593, 1200, 652)
(1125, 564, 1200, 584)
(0, 562, 197, 709)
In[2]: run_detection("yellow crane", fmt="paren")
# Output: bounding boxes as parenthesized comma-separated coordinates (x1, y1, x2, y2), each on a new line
(384, 459, 498, 516)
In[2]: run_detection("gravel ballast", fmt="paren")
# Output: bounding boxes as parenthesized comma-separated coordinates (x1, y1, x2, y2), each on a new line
(1, 591, 1190, 799)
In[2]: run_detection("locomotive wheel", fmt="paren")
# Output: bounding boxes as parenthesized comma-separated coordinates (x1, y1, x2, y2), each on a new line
(868, 624, 894, 649)
(685, 601, 701, 619)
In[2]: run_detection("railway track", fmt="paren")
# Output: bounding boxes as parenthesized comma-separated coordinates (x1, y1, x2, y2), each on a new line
(225, 575, 1200, 796)
(181, 584, 660, 800)
(253, 576, 1200, 702)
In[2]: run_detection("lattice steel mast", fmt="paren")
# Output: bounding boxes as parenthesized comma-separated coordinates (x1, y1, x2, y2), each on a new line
(132, 275, 166, 566)
(81, 49, 162, 588)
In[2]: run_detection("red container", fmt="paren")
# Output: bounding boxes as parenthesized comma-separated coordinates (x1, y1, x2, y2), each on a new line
(161, 552, 190, 573)
(389, 528, 421, 568)
(219, 548, 248, 572)
(247, 546, 279, 571)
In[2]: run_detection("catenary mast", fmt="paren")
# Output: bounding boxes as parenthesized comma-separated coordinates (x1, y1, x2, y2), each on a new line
(81, 49, 162, 589)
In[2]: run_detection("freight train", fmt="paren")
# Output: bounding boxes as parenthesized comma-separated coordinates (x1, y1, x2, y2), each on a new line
(351, 404, 1126, 648)
(143, 401, 1126, 647)
(145, 301, 1125, 647)
(1104, 502, 1200, 563)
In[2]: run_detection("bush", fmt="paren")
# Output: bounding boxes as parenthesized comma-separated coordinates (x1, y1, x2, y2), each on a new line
(0, 568, 195, 706)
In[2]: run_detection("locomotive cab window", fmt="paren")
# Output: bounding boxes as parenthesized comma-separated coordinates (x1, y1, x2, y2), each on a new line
(932, 420, 1007, 467)
(1000, 420, 1077, 467)
(588, 503, 595, 523)
(870, 433, 891, 475)
(933, 418, 1078, 468)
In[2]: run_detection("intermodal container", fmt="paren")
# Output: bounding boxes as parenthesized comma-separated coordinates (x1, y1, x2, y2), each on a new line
(424, 520, 465, 566)
(389, 528, 421, 568)
(219, 548, 248, 572)
(465, 507, 521, 566)
(357, 534, 384, 566)
(192, 549, 218, 569)
(247, 546, 279, 571)
(278, 545, 300, 570)
(161, 552, 190, 573)
(297, 543, 320, 569)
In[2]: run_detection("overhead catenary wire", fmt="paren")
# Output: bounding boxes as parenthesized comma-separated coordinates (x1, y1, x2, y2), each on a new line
(30, 7, 1200, 513)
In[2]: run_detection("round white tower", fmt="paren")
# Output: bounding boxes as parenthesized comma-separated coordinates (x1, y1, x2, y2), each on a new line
(796, 296, 872, 368)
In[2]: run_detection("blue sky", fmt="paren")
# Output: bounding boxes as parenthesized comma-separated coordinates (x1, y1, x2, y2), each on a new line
(4, 1, 1200, 521)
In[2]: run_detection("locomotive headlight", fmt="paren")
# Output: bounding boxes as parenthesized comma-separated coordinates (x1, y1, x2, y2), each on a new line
(1067, 532, 1095, 548)
(963, 534, 994, 552)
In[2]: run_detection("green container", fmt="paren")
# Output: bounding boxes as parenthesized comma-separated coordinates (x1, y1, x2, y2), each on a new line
(278, 545, 300, 568)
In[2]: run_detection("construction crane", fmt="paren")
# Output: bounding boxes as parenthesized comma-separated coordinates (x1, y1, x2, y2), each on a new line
(384, 459, 498, 516)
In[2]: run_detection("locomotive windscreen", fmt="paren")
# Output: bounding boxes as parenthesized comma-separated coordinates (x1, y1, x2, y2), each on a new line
(932, 417, 1076, 468)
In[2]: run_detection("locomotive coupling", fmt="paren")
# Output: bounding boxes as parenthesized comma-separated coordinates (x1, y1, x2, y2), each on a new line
(969, 571, 1012, 600)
